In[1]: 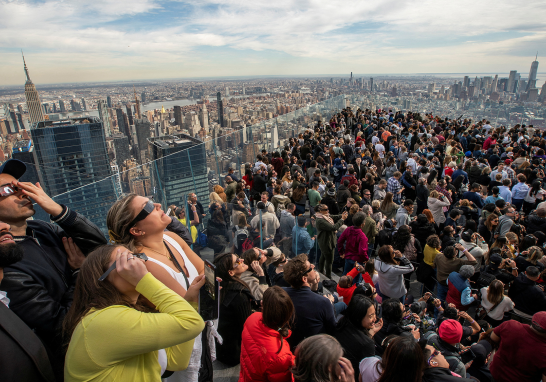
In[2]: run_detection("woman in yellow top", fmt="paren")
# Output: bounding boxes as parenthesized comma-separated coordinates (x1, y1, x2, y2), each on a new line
(63, 245, 205, 382)
(421, 235, 442, 295)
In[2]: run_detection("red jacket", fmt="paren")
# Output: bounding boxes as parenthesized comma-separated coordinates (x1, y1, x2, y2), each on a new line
(239, 312, 295, 382)
(336, 267, 360, 305)
(337, 226, 368, 262)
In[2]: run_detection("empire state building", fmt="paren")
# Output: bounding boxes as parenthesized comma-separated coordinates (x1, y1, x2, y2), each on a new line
(22, 53, 45, 126)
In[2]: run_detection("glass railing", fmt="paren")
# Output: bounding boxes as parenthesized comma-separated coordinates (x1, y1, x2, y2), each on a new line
(33, 94, 348, 253)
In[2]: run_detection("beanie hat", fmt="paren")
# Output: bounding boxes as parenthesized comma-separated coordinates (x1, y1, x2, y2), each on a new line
(439, 319, 463, 344)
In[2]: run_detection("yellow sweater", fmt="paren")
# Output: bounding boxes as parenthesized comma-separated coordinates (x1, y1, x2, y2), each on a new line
(423, 244, 440, 266)
(64, 273, 205, 382)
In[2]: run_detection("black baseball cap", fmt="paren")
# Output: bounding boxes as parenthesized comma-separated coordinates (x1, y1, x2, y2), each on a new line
(0, 159, 26, 180)
(489, 254, 503, 269)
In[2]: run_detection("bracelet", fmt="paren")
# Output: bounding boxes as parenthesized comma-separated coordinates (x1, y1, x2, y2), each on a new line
(469, 320, 475, 324)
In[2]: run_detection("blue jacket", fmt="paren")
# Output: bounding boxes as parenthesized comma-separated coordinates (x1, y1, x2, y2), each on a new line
(462, 191, 484, 209)
(451, 169, 468, 184)
(292, 225, 315, 255)
(333, 158, 346, 183)
(447, 272, 475, 308)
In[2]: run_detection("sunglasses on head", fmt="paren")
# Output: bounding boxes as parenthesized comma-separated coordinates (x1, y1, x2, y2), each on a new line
(125, 200, 155, 236)
(0, 185, 18, 197)
(98, 252, 148, 281)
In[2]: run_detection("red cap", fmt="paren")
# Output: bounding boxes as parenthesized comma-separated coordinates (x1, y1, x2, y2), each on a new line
(532, 311, 546, 330)
(439, 319, 463, 344)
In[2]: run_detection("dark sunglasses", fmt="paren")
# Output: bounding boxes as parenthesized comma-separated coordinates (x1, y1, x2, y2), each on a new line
(98, 252, 148, 281)
(125, 200, 155, 236)
(302, 267, 313, 277)
(427, 349, 440, 366)
(0, 185, 18, 197)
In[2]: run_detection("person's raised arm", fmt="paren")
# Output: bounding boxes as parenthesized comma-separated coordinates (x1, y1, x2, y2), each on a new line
(455, 243, 476, 263)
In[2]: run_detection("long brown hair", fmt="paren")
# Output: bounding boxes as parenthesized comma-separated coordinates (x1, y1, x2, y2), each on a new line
(262, 286, 294, 354)
(487, 279, 505, 305)
(381, 192, 394, 211)
(62, 245, 151, 349)
(485, 213, 499, 230)
(292, 185, 306, 202)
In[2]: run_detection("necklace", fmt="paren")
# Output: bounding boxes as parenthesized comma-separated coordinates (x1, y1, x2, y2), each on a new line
(141, 244, 171, 260)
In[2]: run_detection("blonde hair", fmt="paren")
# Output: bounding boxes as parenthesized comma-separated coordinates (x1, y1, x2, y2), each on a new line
(430, 190, 439, 198)
(106, 194, 138, 250)
(372, 200, 381, 208)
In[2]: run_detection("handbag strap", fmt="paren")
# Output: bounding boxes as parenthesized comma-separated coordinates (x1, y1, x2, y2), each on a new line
(164, 241, 190, 290)
(487, 297, 504, 314)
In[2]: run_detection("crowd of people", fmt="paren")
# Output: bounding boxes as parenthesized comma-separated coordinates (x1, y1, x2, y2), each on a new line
(1, 106, 546, 382)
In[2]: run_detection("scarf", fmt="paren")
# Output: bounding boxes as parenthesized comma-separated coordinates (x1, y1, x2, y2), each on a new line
(315, 212, 334, 225)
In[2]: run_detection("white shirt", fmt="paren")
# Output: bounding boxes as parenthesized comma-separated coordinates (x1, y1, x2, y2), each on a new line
(480, 287, 514, 320)
(0, 290, 10, 307)
(371, 136, 379, 145)
(375, 144, 385, 158)
(359, 357, 381, 382)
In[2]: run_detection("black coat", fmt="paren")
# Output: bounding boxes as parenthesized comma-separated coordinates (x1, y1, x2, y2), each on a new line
(322, 196, 340, 215)
(526, 213, 546, 235)
(252, 173, 268, 194)
(1, 205, 106, 380)
(508, 273, 546, 315)
(410, 217, 437, 249)
(336, 185, 351, 209)
(422, 367, 474, 382)
(0, 302, 56, 382)
(216, 285, 255, 366)
(334, 319, 375, 373)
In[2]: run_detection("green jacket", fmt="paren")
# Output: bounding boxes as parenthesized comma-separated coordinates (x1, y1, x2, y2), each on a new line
(316, 214, 345, 253)
(225, 181, 237, 202)
(363, 216, 378, 244)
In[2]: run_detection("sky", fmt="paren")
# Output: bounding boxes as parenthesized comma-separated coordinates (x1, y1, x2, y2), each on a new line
(1, 0, 546, 86)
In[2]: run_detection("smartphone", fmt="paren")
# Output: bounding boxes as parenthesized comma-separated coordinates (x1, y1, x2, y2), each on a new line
(198, 260, 220, 321)
(460, 348, 476, 364)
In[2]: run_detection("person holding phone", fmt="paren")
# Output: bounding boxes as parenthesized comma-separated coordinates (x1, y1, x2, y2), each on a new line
(63, 246, 205, 381)
(107, 195, 210, 382)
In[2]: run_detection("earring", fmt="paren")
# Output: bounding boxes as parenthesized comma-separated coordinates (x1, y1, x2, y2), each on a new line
(141, 232, 145, 236)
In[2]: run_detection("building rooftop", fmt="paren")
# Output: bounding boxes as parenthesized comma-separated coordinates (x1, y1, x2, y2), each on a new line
(33, 116, 101, 129)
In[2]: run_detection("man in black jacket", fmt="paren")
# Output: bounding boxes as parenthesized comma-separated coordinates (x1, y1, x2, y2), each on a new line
(508, 266, 546, 315)
(0, 220, 56, 382)
(0, 159, 107, 380)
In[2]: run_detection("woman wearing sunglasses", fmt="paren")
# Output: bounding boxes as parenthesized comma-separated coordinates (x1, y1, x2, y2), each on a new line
(213, 252, 259, 366)
(107, 195, 208, 382)
(63, 246, 205, 381)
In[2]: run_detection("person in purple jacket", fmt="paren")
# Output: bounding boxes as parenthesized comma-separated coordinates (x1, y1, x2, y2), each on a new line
(338, 211, 368, 276)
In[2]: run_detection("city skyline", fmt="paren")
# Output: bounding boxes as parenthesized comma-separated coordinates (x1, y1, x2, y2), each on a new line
(1, 0, 546, 86)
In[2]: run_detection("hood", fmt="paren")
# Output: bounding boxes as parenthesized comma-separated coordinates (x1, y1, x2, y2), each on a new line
(334, 158, 342, 165)
(374, 184, 385, 193)
(274, 195, 290, 202)
(280, 210, 293, 218)
(416, 214, 429, 225)
(397, 206, 408, 215)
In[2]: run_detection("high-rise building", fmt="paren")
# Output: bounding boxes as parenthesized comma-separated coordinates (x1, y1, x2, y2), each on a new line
(126, 103, 134, 126)
(507, 70, 518, 93)
(538, 82, 546, 102)
(135, 117, 152, 162)
(369, 78, 374, 92)
(97, 100, 112, 137)
(31, 117, 115, 235)
(463, 76, 470, 88)
(225, 87, 230, 97)
(81, 98, 87, 111)
(116, 108, 130, 139)
(70, 99, 81, 112)
(112, 134, 131, 169)
(147, 133, 208, 209)
(22, 53, 45, 126)
(199, 103, 209, 132)
(141, 92, 147, 103)
(527, 54, 539, 91)
(59, 100, 66, 113)
(133, 86, 141, 119)
(174, 105, 183, 127)
(217, 92, 224, 127)
(107, 96, 112, 108)
(491, 75, 498, 94)
(9, 111, 20, 133)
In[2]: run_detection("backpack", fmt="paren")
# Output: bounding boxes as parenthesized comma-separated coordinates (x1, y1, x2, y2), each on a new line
(477, 271, 496, 289)
(197, 230, 208, 247)
(275, 197, 289, 218)
(234, 227, 250, 249)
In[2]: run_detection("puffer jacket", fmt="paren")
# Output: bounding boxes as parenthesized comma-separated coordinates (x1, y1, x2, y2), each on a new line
(239, 312, 295, 382)
(427, 196, 450, 224)
(526, 213, 546, 235)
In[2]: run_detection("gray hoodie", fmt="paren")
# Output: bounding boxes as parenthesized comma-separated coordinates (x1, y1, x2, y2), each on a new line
(373, 184, 386, 201)
(395, 206, 411, 228)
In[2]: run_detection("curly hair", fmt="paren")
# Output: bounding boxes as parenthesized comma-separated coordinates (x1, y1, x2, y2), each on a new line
(283, 254, 310, 289)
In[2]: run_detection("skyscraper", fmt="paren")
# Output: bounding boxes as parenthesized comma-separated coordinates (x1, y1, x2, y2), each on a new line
(148, 133, 208, 210)
(135, 117, 152, 162)
(107, 96, 112, 108)
(31, 117, 115, 235)
(133, 86, 141, 119)
(369, 78, 374, 92)
(97, 100, 112, 137)
(81, 98, 87, 111)
(9, 111, 20, 133)
(507, 70, 518, 93)
(217, 92, 224, 127)
(126, 103, 134, 126)
(225, 87, 230, 97)
(59, 100, 66, 113)
(116, 108, 129, 139)
(491, 75, 498, 94)
(527, 54, 539, 91)
(141, 92, 147, 104)
(199, 103, 209, 131)
(22, 53, 45, 126)
(174, 105, 183, 127)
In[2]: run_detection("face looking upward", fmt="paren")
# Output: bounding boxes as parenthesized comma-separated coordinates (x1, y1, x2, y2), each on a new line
(0, 174, 35, 224)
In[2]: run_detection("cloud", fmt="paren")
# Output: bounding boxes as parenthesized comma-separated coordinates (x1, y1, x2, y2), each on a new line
(0, 0, 545, 85)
